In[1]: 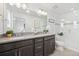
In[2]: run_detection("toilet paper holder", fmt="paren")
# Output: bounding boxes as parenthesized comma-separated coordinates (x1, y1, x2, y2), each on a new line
(58, 32, 64, 36)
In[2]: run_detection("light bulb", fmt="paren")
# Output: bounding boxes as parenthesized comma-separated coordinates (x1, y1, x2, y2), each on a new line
(38, 9, 42, 14)
(22, 4, 26, 10)
(16, 3, 21, 8)
(44, 12, 47, 15)
(9, 3, 14, 6)
(42, 12, 47, 15)
(41, 11, 45, 15)
(26, 10, 30, 13)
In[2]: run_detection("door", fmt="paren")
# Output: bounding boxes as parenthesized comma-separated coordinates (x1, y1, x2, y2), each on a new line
(19, 45, 33, 56)
(0, 49, 18, 56)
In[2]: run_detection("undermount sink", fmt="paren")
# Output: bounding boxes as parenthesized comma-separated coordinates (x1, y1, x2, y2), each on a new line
(14, 32, 34, 37)
(14, 32, 45, 37)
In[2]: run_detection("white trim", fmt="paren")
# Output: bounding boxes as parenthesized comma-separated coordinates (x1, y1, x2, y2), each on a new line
(56, 40, 79, 53)
(65, 46, 79, 53)
(56, 40, 65, 46)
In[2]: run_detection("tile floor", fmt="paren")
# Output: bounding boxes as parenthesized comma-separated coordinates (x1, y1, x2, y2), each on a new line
(50, 48, 79, 56)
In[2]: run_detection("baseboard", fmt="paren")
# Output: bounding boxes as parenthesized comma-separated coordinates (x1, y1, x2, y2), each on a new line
(55, 40, 79, 53)
(64, 46, 79, 53)
(55, 41, 65, 46)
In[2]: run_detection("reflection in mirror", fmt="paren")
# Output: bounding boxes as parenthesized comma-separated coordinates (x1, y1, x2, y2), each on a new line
(3, 3, 47, 34)
(13, 16, 26, 33)
(0, 15, 3, 34)
(0, 3, 4, 34)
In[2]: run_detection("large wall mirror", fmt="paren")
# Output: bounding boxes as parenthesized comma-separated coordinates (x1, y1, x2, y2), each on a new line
(0, 3, 47, 34)
(0, 3, 4, 34)
(13, 17, 25, 33)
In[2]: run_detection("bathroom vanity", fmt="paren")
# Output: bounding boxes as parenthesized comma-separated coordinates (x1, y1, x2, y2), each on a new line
(0, 33, 55, 56)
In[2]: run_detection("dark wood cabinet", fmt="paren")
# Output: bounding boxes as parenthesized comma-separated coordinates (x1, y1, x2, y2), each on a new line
(34, 38, 43, 56)
(0, 49, 18, 56)
(44, 36, 55, 56)
(19, 45, 33, 56)
(35, 52, 43, 56)
(0, 35, 55, 56)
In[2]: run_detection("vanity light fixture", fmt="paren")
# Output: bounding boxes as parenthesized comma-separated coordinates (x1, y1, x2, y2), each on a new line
(38, 9, 42, 14)
(41, 11, 47, 15)
(26, 9, 30, 13)
(9, 3, 14, 6)
(41, 11, 45, 15)
(22, 4, 27, 10)
(43, 12, 47, 15)
(37, 9, 47, 16)
(15, 3, 21, 8)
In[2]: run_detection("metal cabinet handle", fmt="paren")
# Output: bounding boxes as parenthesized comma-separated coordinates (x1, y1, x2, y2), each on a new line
(37, 40, 42, 42)
(36, 46, 42, 49)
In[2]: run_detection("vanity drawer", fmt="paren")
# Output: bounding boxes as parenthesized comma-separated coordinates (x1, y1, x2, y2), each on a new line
(44, 35, 55, 41)
(0, 42, 16, 53)
(15, 39, 33, 48)
(35, 43, 43, 53)
(0, 39, 33, 53)
(35, 38, 43, 43)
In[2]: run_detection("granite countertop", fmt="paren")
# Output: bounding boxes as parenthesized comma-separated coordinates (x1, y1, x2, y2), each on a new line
(0, 32, 55, 44)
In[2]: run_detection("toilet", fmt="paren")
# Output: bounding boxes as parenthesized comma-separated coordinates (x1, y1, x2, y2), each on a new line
(55, 40, 65, 51)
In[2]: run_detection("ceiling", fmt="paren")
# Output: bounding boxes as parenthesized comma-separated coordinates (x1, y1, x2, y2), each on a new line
(6, 3, 79, 17)
(26, 3, 79, 17)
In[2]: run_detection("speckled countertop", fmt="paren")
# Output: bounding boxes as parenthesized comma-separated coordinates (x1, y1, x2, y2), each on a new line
(0, 32, 55, 44)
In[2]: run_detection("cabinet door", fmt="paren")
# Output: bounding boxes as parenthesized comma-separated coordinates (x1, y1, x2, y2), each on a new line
(44, 38, 55, 56)
(19, 45, 33, 56)
(34, 43, 43, 56)
(49, 39, 55, 54)
(0, 49, 18, 56)
(44, 40, 50, 56)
